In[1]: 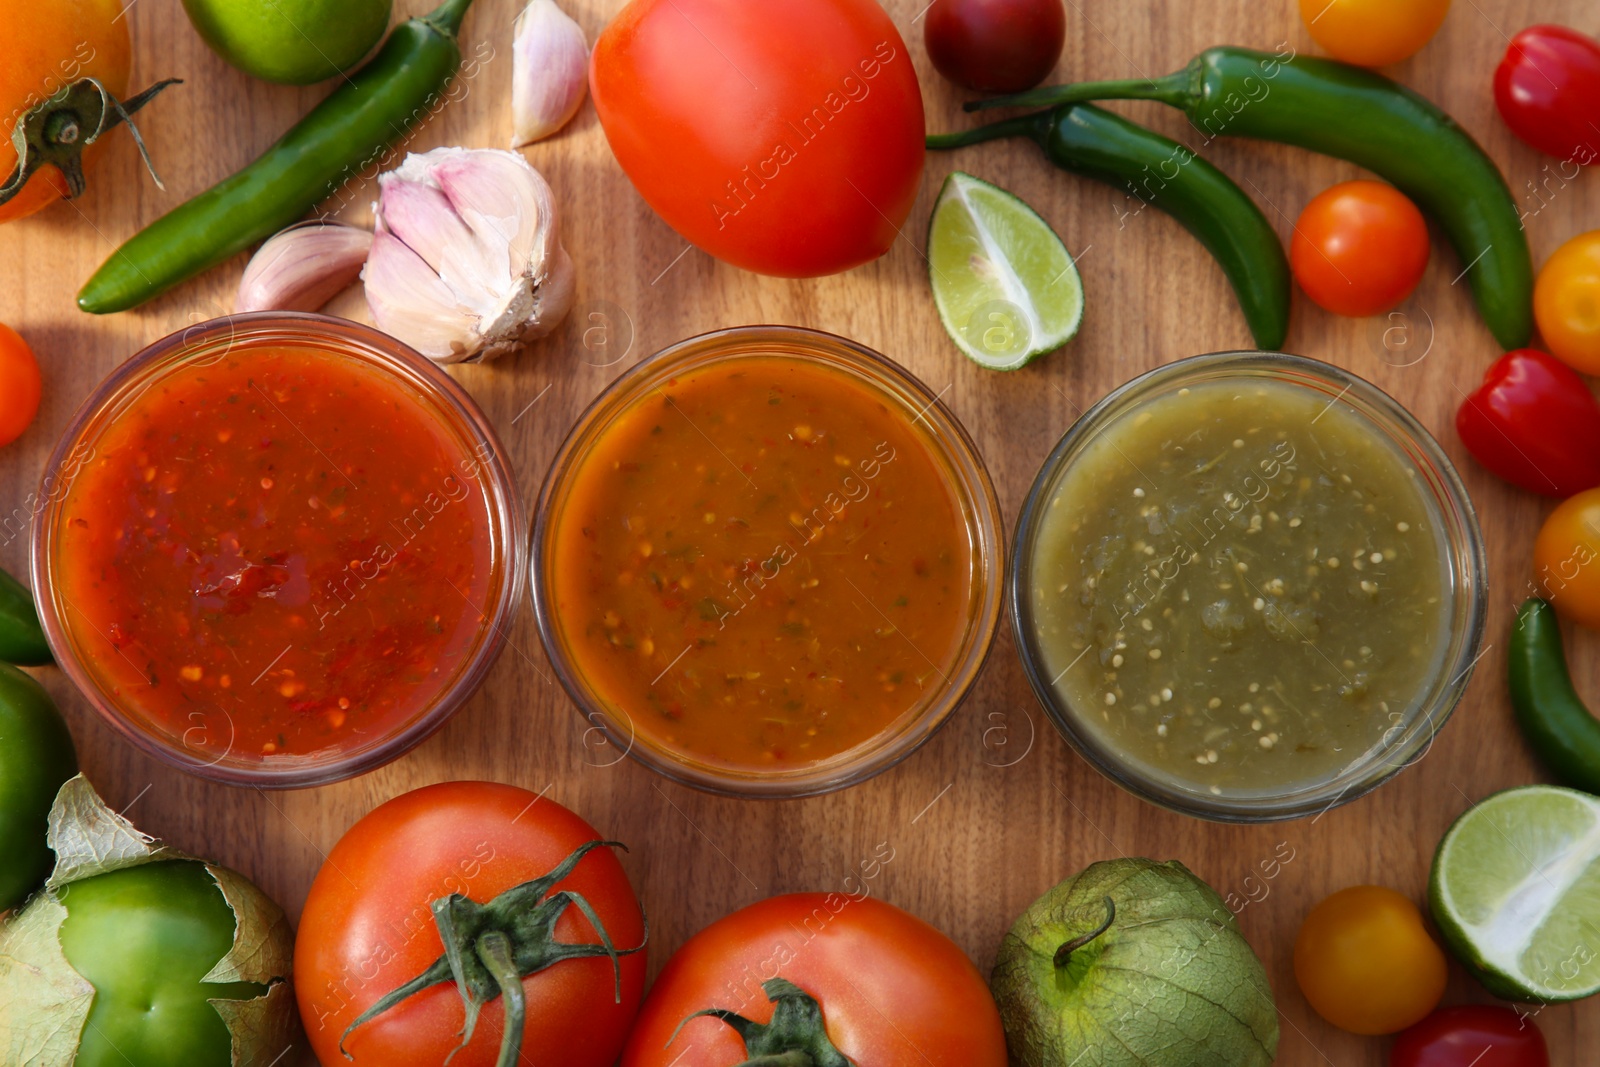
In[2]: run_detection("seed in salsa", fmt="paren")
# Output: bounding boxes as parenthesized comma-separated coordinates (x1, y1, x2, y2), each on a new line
(1030, 379, 1450, 797)
(548, 356, 973, 771)
(53, 345, 497, 761)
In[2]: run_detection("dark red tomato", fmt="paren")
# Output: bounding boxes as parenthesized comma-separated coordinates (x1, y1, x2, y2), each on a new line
(1391, 1005, 1548, 1067)
(924, 0, 1066, 93)
(1456, 348, 1600, 497)
(295, 782, 647, 1067)
(590, 0, 925, 278)
(1494, 25, 1600, 163)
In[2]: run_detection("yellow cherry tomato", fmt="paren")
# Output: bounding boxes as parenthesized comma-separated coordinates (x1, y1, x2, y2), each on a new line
(1534, 488, 1600, 630)
(1298, 0, 1451, 67)
(1293, 885, 1448, 1035)
(1535, 231, 1600, 375)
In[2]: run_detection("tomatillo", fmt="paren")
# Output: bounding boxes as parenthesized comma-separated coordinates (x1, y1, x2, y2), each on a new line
(181, 0, 392, 84)
(0, 663, 75, 911)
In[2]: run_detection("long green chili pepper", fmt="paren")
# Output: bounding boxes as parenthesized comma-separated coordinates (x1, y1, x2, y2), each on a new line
(0, 566, 51, 667)
(77, 0, 477, 315)
(1510, 598, 1600, 794)
(972, 47, 1534, 351)
(929, 104, 1291, 350)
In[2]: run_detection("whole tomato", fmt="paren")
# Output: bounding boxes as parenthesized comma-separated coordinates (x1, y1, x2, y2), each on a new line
(1291, 181, 1430, 318)
(924, 0, 1066, 93)
(1293, 885, 1448, 1035)
(590, 0, 925, 278)
(622, 893, 1008, 1067)
(1533, 488, 1600, 630)
(1494, 26, 1600, 163)
(1391, 1006, 1549, 1067)
(1297, 0, 1450, 68)
(1534, 230, 1600, 375)
(1, 0, 132, 223)
(0, 323, 42, 448)
(295, 782, 647, 1067)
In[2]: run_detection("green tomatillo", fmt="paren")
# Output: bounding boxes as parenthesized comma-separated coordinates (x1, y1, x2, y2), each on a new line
(0, 663, 75, 912)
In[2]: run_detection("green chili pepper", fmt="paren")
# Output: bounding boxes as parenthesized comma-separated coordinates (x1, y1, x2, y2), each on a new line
(77, 0, 476, 315)
(1510, 598, 1600, 794)
(0, 567, 50, 667)
(972, 47, 1534, 351)
(928, 104, 1291, 350)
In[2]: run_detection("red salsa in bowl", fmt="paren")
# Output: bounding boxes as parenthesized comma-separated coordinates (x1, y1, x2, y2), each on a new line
(33, 314, 525, 787)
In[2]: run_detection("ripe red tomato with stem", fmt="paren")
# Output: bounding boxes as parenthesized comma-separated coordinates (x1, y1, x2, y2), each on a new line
(1495, 25, 1600, 163)
(924, 0, 1066, 93)
(294, 782, 647, 1067)
(1291, 180, 1430, 318)
(622, 893, 1008, 1067)
(590, 0, 925, 278)
(1391, 1005, 1548, 1067)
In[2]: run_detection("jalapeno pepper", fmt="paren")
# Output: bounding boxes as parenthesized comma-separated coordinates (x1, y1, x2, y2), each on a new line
(0, 566, 50, 667)
(1456, 348, 1600, 497)
(77, 0, 476, 315)
(928, 104, 1291, 350)
(973, 47, 1535, 351)
(1510, 598, 1600, 795)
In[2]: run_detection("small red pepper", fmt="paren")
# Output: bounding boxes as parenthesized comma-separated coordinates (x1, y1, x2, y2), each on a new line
(1494, 25, 1600, 163)
(1456, 348, 1600, 497)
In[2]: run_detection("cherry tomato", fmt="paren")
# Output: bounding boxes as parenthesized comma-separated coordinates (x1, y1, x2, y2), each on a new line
(924, 0, 1066, 93)
(622, 893, 1008, 1067)
(1391, 1006, 1548, 1067)
(1534, 230, 1600, 375)
(295, 782, 647, 1067)
(1291, 181, 1430, 318)
(590, 0, 925, 278)
(1533, 487, 1600, 630)
(0, 323, 42, 448)
(1293, 885, 1448, 1035)
(1495, 25, 1600, 163)
(1298, 0, 1451, 68)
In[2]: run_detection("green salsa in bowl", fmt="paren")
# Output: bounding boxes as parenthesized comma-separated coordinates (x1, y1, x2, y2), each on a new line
(1012, 352, 1486, 822)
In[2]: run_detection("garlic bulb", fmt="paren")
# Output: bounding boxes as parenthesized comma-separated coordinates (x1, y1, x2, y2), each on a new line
(512, 0, 589, 146)
(364, 147, 575, 364)
(236, 223, 372, 314)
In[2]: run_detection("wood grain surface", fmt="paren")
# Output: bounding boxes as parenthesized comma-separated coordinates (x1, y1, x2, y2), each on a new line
(2, 0, 1595, 1063)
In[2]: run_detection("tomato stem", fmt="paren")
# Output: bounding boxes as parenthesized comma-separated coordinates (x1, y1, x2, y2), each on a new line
(1053, 896, 1117, 967)
(474, 931, 526, 1067)
(0, 77, 180, 207)
(669, 977, 854, 1067)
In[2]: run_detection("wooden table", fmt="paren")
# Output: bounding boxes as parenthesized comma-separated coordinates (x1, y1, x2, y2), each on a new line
(3, 0, 1595, 1062)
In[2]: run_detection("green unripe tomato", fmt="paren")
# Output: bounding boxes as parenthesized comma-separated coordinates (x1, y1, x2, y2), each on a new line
(0, 663, 75, 911)
(57, 861, 268, 1067)
(180, 0, 393, 85)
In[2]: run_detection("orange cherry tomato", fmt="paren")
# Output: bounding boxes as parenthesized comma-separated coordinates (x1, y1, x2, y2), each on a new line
(1, 0, 131, 223)
(1294, 885, 1448, 1035)
(1291, 180, 1431, 318)
(0, 323, 42, 447)
(1298, 0, 1451, 67)
(1533, 488, 1600, 630)
(1534, 230, 1600, 375)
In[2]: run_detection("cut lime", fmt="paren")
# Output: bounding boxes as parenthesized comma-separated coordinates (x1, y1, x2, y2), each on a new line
(1430, 785, 1600, 1002)
(927, 171, 1083, 371)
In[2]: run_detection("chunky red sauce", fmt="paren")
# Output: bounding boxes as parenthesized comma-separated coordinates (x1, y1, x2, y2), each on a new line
(54, 346, 496, 762)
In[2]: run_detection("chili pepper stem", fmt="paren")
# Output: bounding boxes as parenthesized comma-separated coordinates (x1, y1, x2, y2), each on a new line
(424, 0, 477, 36)
(926, 112, 1044, 151)
(967, 72, 1192, 112)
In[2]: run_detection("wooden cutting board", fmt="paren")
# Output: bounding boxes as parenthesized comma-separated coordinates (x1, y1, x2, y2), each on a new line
(1, 0, 1594, 1062)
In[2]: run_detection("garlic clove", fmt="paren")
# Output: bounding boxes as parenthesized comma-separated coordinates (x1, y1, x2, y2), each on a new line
(236, 223, 373, 314)
(363, 230, 480, 362)
(377, 174, 505, 315)
(512, 0, 589, 147)
(432, 148, 547, 280)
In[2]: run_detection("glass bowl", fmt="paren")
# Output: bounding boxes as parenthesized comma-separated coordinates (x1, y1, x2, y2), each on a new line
(31, 313, 526, 788)
(532, 326, 1005, 798)
(1011, 351, 1487, 822)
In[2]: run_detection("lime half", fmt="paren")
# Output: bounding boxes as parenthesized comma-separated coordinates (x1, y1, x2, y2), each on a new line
(1430, 785, 1600, 1001)
(928, 172, 1083, 371)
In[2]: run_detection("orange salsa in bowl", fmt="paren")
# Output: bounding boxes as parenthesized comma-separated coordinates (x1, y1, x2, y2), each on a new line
(33, 315, 525, 787)
(535, 327, 1003, 797)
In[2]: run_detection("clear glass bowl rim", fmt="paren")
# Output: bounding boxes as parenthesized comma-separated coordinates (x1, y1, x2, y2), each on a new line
(30, 312, 528, 789)
(1009, 350, 1489, 823)
(530, 324, 1006, 798)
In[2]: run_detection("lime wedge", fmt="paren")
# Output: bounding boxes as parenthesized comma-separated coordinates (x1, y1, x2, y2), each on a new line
(927, 171, 1083, 371)
(1430, 785, 1600, 1001)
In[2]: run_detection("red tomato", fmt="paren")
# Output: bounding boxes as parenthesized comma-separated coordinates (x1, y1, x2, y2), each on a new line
(924, 0, 1066, 93)
(1291, 180, 1430, 318)
(622, 894, 1008, 1067)
(590, 0, 925, 278)
(0, 323, 41, 447)
(295, 782, 646, 1067)
(1391, 1005, 1548, 1067)
(1494, 26, 1600, 163)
